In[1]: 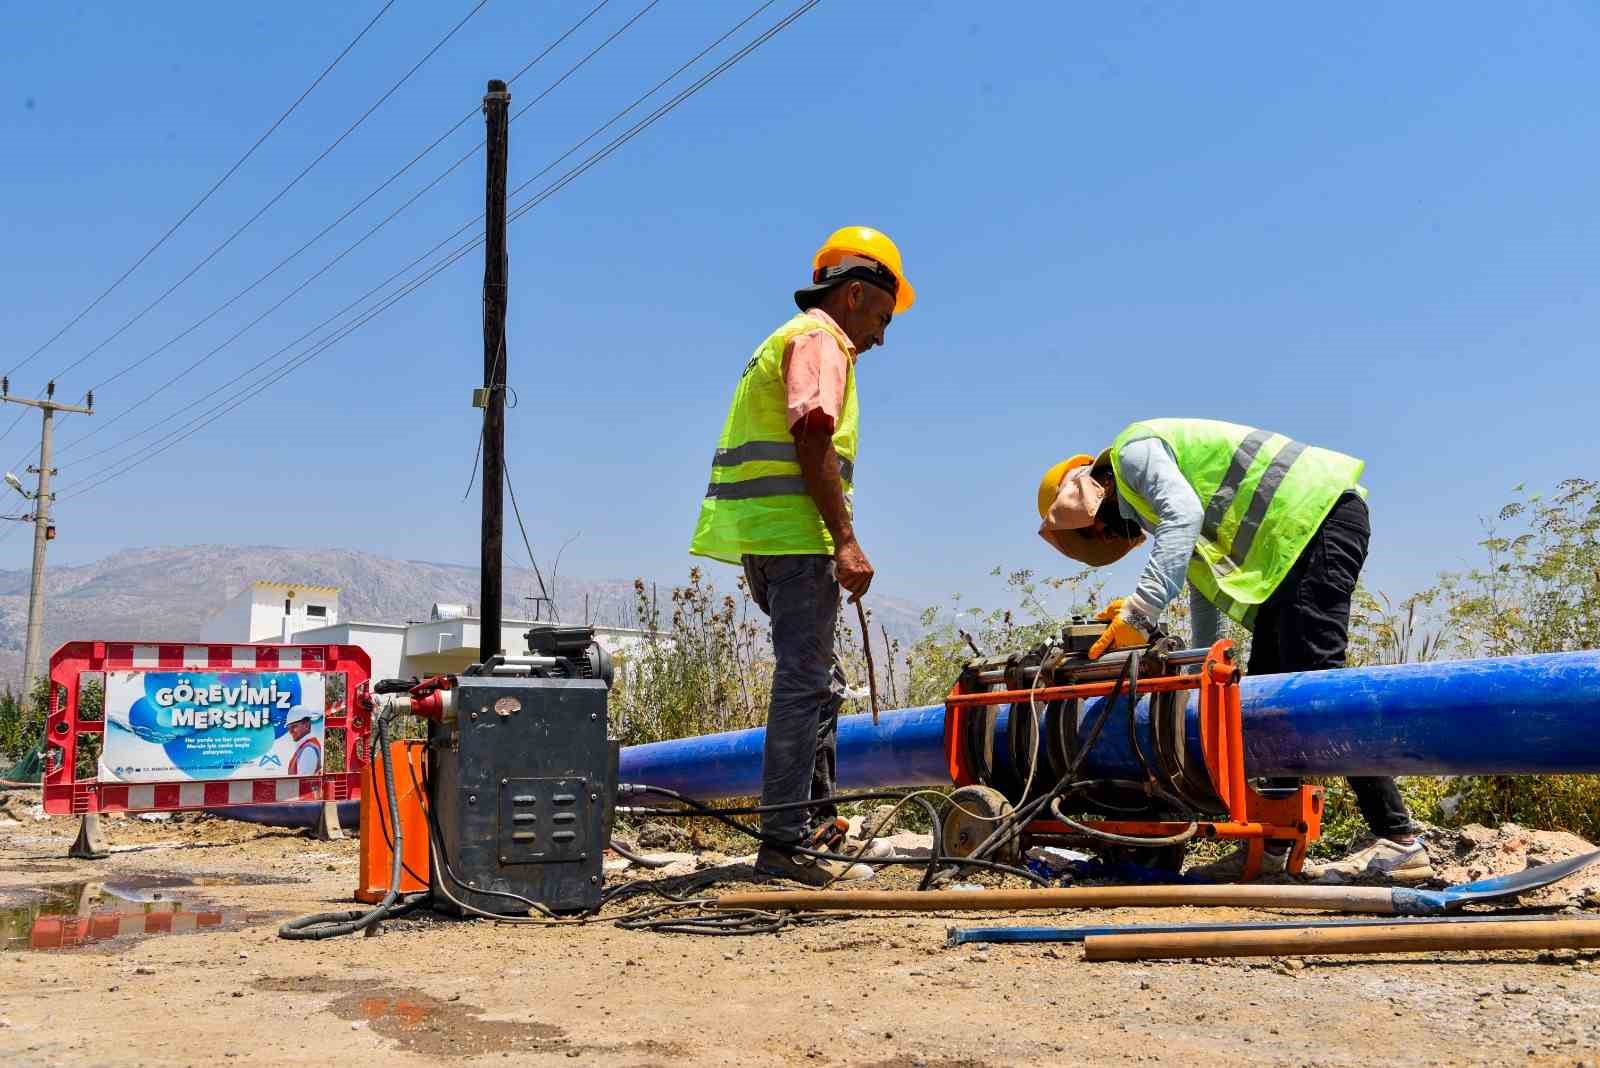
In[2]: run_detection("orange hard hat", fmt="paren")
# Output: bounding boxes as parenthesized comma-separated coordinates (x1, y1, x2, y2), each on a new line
(794, 226, 916, 315)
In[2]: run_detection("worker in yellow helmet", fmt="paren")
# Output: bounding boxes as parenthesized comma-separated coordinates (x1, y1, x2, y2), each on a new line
(690, 227, 913, 886)
(1036, 419, 1429, 884)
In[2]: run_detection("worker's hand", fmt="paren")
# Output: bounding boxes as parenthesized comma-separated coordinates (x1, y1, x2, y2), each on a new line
(1088, 600, 1150, 661)
(835, 537, 874, 603)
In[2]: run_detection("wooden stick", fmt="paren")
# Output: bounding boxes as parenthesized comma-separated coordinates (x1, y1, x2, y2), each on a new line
(1083, 918, 1600, 961)
(713, 884, 1402, 914)
(856, 599, 881, 725)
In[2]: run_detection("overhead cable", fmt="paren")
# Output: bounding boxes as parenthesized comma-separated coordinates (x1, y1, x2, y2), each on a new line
(4, 0, 399, 380)
(57, 0, 823, 502)
(51, 0, 642, 462)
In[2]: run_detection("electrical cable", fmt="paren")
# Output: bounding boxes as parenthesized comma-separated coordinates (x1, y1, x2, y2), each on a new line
(608, 838, 675, 868)
(1045, 796, 1197, 848)
(279, 704, 429, 938)
(40, 0, 493, 388)
(51, 0, 813, 502)
(3, 0, 399, 381)
(503, 459, 555, 618)
(46, 0, 628, 466)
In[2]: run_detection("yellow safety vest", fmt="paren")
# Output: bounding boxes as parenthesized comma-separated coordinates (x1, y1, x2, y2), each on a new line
(1111, 418, 1364, 627)
(689, 314, 858, 564)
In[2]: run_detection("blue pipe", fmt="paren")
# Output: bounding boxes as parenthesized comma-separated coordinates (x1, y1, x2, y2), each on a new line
(620, 702, 949, 798)
(618, 651, 1600, 798)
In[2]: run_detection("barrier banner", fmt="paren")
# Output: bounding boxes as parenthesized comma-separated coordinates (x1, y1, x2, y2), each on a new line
(100, 670, 327, 783)
(44, 642, 371, 816)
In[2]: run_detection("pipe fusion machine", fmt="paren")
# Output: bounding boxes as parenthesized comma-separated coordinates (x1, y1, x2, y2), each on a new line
(942, 622, 1321, 880)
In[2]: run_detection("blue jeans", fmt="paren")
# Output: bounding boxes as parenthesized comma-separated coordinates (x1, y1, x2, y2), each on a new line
(743, 554, 845, 844)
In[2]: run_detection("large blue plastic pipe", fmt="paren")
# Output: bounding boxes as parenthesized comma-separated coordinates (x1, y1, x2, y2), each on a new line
(621, 702, 950, 798)
(617, 651, 1600, 798)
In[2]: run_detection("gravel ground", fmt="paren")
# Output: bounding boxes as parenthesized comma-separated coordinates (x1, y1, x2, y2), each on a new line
(3, 801, 1599, 1067)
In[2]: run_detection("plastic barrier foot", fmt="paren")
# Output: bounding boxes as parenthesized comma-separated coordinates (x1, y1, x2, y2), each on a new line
(315, 800, 345, 841)
(68, 813, 109, 859)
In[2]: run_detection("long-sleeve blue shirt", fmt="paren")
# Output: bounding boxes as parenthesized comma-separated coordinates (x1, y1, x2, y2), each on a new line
(1114, 437, 1224, 648)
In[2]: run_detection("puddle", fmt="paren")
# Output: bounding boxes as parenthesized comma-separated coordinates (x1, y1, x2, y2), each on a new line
(1, 879, 270, 951)
(256, 978, 688, 1060)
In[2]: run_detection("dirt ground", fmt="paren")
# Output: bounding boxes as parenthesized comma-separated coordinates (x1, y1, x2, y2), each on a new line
(3, 800, 1600, 1067)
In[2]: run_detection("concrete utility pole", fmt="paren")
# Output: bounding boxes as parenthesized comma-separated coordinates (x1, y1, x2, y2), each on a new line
(478, 78, 510, 663)
(1, 379, 93, 703)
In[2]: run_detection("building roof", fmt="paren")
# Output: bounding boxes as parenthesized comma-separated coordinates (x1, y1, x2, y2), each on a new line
(251, 580, 341, 594)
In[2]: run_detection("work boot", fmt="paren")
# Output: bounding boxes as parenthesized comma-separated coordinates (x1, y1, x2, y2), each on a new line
(754, 845, 872, 886)
(1304, 838, 1433, 884)
(1184, 843, 1289, 883)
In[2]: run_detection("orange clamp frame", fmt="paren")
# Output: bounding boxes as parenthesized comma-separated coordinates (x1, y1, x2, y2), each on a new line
(943, 640, 1321, 880)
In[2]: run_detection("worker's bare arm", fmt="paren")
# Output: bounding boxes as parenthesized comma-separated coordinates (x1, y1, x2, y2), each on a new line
(794, 412, 873, 601)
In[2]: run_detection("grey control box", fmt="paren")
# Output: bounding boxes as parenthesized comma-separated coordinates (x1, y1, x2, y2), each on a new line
(429, 673, 616, 915)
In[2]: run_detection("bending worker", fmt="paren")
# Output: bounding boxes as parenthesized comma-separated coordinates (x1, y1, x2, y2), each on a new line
(690, 227, 912, 886)
(1036, 418, 1430, 883)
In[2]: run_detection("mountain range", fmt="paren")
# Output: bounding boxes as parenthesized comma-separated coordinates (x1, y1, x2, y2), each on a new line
(0, 545, 933, 689)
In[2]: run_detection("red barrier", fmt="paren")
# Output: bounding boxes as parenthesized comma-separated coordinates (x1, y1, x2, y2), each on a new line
(42, 641, 371, 816)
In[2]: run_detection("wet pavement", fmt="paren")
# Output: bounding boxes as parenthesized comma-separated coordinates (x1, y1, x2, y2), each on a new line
(1, 875, 278, 951)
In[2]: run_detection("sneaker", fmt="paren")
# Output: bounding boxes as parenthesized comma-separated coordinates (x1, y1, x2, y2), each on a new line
(1185, 843, 1290, 882)
(1305, 838, 1433, 884)
(754, 845, 873, 886)
(843, 837, 896, 861)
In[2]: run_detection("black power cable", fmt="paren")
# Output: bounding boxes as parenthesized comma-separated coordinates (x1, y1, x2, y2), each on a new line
(3, 0, 399, 382)
(53, 0, 825, 505)
(47, 0, 641, 466)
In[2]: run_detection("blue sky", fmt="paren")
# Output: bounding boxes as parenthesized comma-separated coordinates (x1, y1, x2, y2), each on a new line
(1, 1, 1596, 617)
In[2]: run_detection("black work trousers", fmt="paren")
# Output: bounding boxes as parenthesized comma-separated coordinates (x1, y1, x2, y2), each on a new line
(743, 554, 844, 845)
(1248, 492, 1420, 840)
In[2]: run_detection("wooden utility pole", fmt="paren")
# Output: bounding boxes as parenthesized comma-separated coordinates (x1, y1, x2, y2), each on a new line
(0, 379, 93, 703)
(479, 78, 510, 663)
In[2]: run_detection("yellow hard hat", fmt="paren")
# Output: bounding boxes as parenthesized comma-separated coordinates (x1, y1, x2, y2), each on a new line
(795, 226, 916, 315)
(1037, 453, 1097, 519)
(1036, 450, 1141, 567)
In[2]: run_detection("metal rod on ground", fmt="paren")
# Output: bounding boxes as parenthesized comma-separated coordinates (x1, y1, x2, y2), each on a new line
(0, 379, 93, 702)
(946, 913, 1588, 947)
(478, 78, 510, 663)
(856, 599, 880, 725)
(714, 885, 1411, 915)
(1082, 918, 1600, 962)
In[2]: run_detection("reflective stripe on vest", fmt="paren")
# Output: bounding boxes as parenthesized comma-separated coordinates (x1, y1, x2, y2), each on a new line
(1110, 418, 1363, 626)
(689, 314, 858, 564)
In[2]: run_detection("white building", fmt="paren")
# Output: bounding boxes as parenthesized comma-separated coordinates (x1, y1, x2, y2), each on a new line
(199, 581, 341, 644)
(200, 584, 652, 683)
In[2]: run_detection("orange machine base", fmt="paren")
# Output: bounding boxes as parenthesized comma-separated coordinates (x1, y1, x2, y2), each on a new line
(356, 739, 430, 903)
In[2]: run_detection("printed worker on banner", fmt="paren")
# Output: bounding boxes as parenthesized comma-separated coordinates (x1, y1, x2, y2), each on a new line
(286, 710, 322, 775)
(100, 671, 325, 783)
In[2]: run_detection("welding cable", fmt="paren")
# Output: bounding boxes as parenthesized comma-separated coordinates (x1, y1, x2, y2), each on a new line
(278, 705, 427, 939)
(623, 786, 1051, 888)
(608, 839, 675, 868)
(1045, 797, 1198, 848)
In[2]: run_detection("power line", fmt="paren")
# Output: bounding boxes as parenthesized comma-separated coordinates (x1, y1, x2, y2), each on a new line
(55, 0, 772, 473)
(4, 0, 399, 380)
(49, 0, 634, 462)
(56, 0, 824, 503)
(0, 0, 492, 458)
